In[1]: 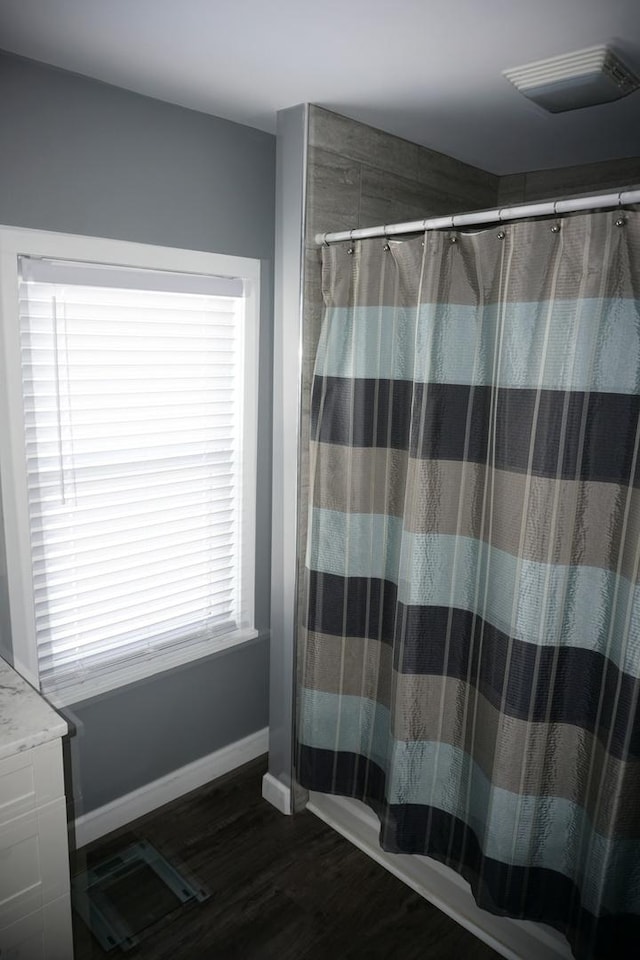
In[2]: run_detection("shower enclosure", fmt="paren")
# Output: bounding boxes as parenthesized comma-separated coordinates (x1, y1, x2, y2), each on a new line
(267, 104, 640, 960)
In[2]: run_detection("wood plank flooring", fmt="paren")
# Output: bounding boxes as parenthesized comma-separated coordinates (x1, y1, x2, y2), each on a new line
(72, 757, 502, 960)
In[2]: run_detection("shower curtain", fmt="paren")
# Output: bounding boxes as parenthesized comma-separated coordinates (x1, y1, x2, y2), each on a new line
(296, 210, 640, 960)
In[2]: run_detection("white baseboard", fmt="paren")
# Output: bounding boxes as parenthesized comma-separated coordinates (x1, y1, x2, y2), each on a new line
(261, 772, 292, 815)
(306, 792, 572, 960)
(73, 727, 268, 848)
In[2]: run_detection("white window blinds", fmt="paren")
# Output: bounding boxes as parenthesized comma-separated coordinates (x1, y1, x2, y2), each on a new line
(18, 256, 255, 694)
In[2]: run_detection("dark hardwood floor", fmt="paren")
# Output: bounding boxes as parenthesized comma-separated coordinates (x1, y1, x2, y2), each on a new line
(72, 757, 502, 960)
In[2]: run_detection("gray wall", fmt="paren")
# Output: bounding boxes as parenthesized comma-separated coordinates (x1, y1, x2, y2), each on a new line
(64, 640, 269, 813)
(0, 51, 275, 813)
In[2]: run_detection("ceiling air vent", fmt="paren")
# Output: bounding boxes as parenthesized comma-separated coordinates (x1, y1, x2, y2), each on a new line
(503, 45, 640, 113)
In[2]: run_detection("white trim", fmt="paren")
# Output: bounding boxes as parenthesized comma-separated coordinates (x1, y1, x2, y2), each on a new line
(239, 267, 260, 640)
(261, 772, 293, 815)
(306, 792, 572, 960)
(0, 225, 260, 283)
(73, 727, 268, 848)
(268, 105, 308, 801)
(0, 224, 261, 705)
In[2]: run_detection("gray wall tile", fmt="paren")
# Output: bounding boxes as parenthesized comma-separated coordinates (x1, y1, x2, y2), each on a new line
(497, 173, 527, 206)
(309, 105, 419, 180)
(416, 148, 498, 210)
(308, 105, 498, 238)
(360, 165, 458, 227)
(499, 157, 640, 205)
(524, 158, 640, 201)
(306, 146, 361, 238)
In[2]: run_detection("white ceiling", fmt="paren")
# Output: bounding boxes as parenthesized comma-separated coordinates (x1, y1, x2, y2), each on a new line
(1, 0, 640, 175)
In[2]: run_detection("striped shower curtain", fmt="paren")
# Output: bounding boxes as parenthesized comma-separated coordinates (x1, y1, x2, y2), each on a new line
(296, 210, 640, 959)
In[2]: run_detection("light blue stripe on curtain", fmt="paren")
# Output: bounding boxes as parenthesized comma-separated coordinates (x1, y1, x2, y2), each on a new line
(299, 688, 640, 915)
(315, 300, 640, 394)
(308, 508, 640, 676)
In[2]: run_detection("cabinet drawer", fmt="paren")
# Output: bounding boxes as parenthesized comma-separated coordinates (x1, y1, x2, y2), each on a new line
(0, 893, 73, 960)
(0, 742, 65, 827)
(0, 799, 70, 929)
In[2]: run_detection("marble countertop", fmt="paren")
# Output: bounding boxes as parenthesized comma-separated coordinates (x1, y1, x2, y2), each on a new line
(0, 657, 67, 760)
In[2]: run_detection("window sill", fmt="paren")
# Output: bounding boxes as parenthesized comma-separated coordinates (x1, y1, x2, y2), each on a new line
(42, 628, 260, 708)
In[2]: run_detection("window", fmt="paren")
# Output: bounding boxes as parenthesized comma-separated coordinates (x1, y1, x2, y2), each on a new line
(0, 228, 259, 705)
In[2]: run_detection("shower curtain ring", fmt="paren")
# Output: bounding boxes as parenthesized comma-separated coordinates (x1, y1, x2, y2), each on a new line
(347, 230, 355, 255)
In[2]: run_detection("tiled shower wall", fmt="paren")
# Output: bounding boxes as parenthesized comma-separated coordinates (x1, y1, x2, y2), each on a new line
(498, 154, 640, 204)
(306, 106, 499, 241)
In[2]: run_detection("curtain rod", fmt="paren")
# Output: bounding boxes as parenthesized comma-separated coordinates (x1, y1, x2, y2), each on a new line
(315, 187, 640, 245)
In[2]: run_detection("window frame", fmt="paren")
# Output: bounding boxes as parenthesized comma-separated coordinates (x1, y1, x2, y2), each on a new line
(0, 226, 260, 706)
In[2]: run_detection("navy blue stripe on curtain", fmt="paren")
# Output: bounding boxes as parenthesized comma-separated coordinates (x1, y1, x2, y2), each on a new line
(306, 570, 640, 760)
(311, 377, 640, 487)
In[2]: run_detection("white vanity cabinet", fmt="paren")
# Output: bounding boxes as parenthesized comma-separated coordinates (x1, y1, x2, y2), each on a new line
(0, 658, 73, 959)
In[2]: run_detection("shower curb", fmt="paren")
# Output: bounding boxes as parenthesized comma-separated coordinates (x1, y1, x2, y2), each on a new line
(307, 791, 572, 960)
